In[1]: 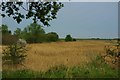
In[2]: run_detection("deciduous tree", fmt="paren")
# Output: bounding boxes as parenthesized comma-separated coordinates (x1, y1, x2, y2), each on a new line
(1, 1, 64, 26)
(65, 34, 73, 42)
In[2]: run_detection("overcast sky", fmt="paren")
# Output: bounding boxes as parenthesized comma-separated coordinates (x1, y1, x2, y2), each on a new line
(2, 2, 118, 39)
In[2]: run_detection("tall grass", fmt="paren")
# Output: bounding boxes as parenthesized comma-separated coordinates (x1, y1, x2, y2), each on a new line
(2, 40, 119, 78)
(2, 55, 119, 78)
(23, 40, 111, 71)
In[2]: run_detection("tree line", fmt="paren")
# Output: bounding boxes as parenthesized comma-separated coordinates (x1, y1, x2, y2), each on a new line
(1, 23, 59, 45)
(1, 23, 76, 45)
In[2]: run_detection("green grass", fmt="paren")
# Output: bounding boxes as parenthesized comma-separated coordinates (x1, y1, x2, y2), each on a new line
(2, 55, 119, 78)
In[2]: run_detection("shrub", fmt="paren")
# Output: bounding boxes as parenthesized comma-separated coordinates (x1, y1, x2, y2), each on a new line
(46, 32, 59, 42)
(36, 34, 47, 43)
(2, 34, 18, 45)
(22, 31, 59, 43)
(17, 39, 27, 47)
(65, 34, 73, 42)
(103, 40, 120, 64)
(73, 38, 76, 41)
(2, 43, 27, 66)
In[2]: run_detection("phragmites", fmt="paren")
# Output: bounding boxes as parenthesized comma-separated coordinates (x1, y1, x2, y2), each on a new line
(17, 39, 27, 47)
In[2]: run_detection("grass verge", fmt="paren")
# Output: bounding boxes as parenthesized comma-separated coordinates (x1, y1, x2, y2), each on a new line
(2, 55, 119, 78)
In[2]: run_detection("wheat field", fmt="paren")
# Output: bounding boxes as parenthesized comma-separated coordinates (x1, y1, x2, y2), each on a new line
(3, 40, 113, 71)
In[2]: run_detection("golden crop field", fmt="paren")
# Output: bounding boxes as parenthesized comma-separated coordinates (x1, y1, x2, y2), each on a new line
(3, 40, 114, 71)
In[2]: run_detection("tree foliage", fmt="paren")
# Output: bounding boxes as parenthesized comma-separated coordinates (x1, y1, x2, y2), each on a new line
(65, 34, 73, 42)
(14, 23, 60, 43)
(14, 28, 22, 37)
(0, 24, 11, 35)
(23, 23, 45, 34)
(20, 23, 45, 43)
(1, 1, 64, 26)
(46, 32, 59, 42)
(0, 25, 19, 45)
(73, 38, 76, 41)
(1, 23, 59, 44)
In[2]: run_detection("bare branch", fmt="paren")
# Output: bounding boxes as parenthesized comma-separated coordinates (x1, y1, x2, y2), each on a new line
(20, 5, 29, 11)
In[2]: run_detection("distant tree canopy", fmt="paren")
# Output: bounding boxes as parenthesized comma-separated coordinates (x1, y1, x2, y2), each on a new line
(65, 34, 73, 42)
(46, 32, 59, 42)
(20, 23, 46, 43)
(1, 1, 64, 26)
(14, 23, 59, 43)
(0, 25, 18, 45)
(14, 28, 22, 37)
(0, 24, 11, 35)
(23, 23, 45, 35)
(1, 23, 59, 44)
